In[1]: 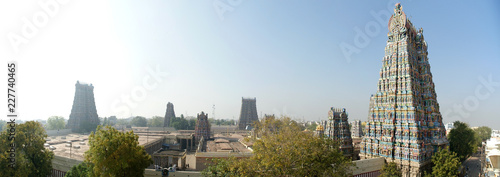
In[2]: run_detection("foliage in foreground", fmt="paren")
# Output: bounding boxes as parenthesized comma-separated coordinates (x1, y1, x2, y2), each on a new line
(380, 162, 402, 177)
(430, 148, 461, 177)
(85, 125, 153, 176)
(0, 121, 54, 177)
(65, 162, 94, 177)
(447, 121, 478, 161)
(202, 116, 353, 177)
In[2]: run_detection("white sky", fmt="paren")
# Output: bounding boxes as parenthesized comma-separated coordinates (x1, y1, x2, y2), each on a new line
(1, 1, 499, 129)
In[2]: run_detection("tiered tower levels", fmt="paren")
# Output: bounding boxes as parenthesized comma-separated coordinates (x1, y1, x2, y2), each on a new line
(164, 102, 175, 127)
(238, 97, 258, 130)
(359, 4, 448, 177)
(67, 81, 99, 133)
(325, 107, 353, 158)
(195, 112, 211, 144)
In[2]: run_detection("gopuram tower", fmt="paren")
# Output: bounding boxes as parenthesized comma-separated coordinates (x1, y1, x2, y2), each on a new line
(325, 107, 353, 159)
(67, 81, 100, 133)
(195, 112, 211, 144)
(359, 4, 448, 177)
(238, 97, 258, 130)
(164, 102, 175, 127)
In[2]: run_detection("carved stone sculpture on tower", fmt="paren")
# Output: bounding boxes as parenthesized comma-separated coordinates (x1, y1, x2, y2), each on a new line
(359, 3, 448, 177)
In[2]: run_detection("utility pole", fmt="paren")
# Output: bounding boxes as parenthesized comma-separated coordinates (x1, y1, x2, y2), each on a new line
(69, 142, 72, 158)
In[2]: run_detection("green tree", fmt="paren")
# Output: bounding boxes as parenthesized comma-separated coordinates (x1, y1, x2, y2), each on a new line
(430, 148, 461, 177)
(474, 126, 492, 142)
(47, 116, 66, 130)
(0, 120, 6, 131)
(131, 116, 147, 127)
(188, 119, 196, 130)
(306, 122, 318, 131)
(147, 116, 163, 127)
(108, 116, 117, 126)
(65, 162, 94, 177)
(380, 162, 402, 177)
(203, 116, 353, 177)
(0, 121, 54, 177)
(85, 126, 153, 176)
(116, 118, 130, 126)
(448, 121, 478, 161)
(202, 156, 244, 177)
(171, 116, 193, 130)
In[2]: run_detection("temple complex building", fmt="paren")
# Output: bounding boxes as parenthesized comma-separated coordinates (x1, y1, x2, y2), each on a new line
(359, 4, 448, 177)
(315, 124, 324, 137)
(325, 107, 353, 158)
(195, 112, 211, 144)
(67, 81, 99, 133)
(351, 120, 364, 138)
(164, 102, 175, 127)
(238, 97, 258, 130)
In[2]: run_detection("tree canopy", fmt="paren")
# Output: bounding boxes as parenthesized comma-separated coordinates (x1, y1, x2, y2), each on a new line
(47, 116, 66, 130)
(170, 115, 195, 130)
(429, 148, 461, 177)
(306, 122, 318, 131)
(65, 162, 94, 177)
(203, 116, 353, 177)
(474, 126, 492, 142)
(0, 121, 54, 177)
(116, 118, 130, 126)
(380, 162, 402, 177)
(0, 120, 6, 131)
(85, 125, 153, 176)
(447, 121, 478, 161)
(147, 116, 163, 127)
(131, 116, 147, 127)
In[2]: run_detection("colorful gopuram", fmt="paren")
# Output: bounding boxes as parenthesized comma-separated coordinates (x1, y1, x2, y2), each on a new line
(359, 3, 448, 177)
(325, 107, 353, 158)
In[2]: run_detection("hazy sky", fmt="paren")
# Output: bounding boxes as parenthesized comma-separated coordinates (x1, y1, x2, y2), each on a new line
(1, 1, 499, 129)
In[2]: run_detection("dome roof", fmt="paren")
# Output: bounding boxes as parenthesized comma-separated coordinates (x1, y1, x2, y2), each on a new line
(316, 124, 324, 131)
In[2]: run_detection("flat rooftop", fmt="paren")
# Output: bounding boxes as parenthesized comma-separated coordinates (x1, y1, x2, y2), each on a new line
(46, 133, 165, 161)
(205, 134, 251, 153)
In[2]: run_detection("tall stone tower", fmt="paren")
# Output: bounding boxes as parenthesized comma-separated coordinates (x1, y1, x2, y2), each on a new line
(67, 81, 99, 133)
(325, 107, 353, 158)
(238, 97, 258, 130)
(164, 102, 175, 127)
(195, 112, 211, 143)
(359, 3, 448, 177)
